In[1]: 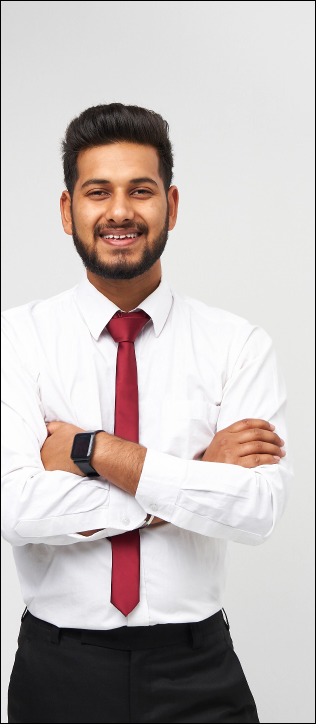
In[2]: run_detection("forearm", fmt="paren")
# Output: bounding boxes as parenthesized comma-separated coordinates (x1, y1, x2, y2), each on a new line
(135, 446, 293, 543)
(2, 447, 147, 545)
(1, 467, 111, 546)
(91, 432, 147, 496)
(76, 433, 147, 536)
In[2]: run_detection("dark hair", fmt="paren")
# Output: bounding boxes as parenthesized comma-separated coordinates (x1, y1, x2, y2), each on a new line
(62, 103, 173, 197)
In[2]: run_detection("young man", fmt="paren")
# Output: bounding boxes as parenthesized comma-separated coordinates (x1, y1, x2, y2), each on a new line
(2, 103, 292, 723)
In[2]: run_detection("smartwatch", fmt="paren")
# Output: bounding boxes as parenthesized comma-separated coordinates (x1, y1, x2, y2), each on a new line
(70, 430, 104, 476)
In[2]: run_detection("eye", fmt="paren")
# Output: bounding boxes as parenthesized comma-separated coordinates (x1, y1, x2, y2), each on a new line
(88, 190, 109, 197)
(131, 188, 153, 196)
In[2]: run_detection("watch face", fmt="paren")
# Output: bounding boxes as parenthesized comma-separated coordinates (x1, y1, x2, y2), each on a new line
(72, 433, 93, 459)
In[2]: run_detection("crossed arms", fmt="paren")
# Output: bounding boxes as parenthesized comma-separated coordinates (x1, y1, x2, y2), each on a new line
(41, 418, 286, 535)
(2, 318, 293, 547)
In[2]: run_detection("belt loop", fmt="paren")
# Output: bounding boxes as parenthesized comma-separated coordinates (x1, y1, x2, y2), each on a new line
(21, 606, 28, 622)
(189, 622, 203, 650)
(50, 625, 60, 645)
(222, 608, 230, 631)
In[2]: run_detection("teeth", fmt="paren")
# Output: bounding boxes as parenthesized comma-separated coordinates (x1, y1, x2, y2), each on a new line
(103, 233, 139, 239)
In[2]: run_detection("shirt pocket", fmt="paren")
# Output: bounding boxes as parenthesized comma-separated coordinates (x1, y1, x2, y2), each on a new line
(161, 399, 220, 459)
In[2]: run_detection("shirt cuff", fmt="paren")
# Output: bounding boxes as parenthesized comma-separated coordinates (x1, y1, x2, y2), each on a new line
(136, 448, 188, 520)
(135, 447, 267, 544)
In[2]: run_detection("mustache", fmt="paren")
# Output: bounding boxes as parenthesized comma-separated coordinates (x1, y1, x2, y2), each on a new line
(93, 221, 148, 241)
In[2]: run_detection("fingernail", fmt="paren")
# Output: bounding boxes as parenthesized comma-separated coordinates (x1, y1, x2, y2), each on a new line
(269, 424, 275, 430)
(280, 439, 285, 446)
(273, 456, 280, 461)
(281, 449, 286, 455)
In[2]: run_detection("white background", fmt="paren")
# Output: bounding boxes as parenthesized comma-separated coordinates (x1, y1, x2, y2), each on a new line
(1, 1, 315, 722)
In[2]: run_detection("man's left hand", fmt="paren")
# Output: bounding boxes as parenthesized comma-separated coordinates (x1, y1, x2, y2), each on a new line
(40, 421, 167, 533)
(41, 421, 85, 475)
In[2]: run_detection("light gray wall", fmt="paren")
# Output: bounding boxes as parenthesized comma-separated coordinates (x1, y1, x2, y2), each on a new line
(1, 1, 314, 722)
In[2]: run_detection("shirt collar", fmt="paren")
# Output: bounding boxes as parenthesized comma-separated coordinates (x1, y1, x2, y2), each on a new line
(75, 272, 173, 341)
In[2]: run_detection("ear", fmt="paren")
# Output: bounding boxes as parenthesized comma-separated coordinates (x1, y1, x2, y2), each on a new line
(60, 191, 73, 235)
(167, 186, 179, 231)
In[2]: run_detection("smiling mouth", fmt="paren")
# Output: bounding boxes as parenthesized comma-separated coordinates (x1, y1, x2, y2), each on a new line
(99, 230, 143, 247)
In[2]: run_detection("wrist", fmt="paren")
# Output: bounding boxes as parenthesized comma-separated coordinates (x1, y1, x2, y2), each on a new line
(70, 429, 104, 476)
(90, 431, 147, 496)
(90, 431, 112, 471)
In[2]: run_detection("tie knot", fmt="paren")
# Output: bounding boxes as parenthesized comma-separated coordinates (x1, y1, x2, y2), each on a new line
(106, 310, 150, 344)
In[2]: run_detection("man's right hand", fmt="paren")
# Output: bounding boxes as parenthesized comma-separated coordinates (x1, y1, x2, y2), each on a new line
(201, 419, 286, 467)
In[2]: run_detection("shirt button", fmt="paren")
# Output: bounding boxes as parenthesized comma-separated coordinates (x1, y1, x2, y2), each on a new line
(122, 517, 130, 526)
(150, 503, 158, 512)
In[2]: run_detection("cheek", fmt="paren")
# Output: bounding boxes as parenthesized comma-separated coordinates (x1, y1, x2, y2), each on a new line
(80, 207, 99, 229)
(145, 201, 166, 233)
(74, 207, 101, 240)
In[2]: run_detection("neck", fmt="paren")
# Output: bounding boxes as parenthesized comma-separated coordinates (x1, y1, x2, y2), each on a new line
(87, 260, 162, 312)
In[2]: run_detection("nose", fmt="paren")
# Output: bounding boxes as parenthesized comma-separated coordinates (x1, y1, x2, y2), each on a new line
(105, 191, 134, 225)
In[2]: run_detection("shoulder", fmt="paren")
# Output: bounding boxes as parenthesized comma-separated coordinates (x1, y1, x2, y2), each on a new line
(2, 286, 78, 334)
(171, 291, 273, 366)
(172, 291, 260, 344)
(176, 292, 249, 327)
(1, 286, 79, 370)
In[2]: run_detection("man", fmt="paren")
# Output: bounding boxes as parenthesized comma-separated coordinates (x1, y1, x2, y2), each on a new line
(2, 103, 292, 723)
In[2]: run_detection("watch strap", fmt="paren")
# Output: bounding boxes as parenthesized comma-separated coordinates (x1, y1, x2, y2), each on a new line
(71, 430, 104, 477)
(139, 514, 155, 528)
(75, 459, 100, 477)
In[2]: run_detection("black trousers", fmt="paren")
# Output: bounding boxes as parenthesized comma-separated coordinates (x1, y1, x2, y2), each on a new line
(8, 609, 260, 723)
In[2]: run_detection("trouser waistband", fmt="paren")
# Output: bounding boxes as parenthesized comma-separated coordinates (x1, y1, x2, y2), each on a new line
(21, 608, 229, 651)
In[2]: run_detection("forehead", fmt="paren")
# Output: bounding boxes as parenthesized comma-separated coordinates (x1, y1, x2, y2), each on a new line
(77, 142, 161, 183)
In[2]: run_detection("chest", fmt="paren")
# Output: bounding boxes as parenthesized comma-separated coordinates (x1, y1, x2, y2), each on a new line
(38, 322, 223, 459)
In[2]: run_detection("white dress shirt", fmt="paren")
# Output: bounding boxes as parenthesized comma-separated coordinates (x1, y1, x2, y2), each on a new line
(1, 274, 293, 630)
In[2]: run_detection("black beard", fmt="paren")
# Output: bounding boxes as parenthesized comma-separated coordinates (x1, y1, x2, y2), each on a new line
(71, 209, 169, 280)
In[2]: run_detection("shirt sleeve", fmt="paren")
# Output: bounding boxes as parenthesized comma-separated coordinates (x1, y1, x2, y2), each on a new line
(1, 319, 147, 546)
(136, 325, 293, 545)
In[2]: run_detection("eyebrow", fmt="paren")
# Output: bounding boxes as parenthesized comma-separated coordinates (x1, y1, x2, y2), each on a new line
(81, 178, 110, 188)
(81, 176, 158, 189)
(129, 177, 158, 187)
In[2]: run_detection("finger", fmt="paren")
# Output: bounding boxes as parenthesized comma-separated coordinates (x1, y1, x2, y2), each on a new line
(150, 520, 168, 526)
(237, 454, 281, 468)
(239, 442, 286, 458)
(236, 429, 284, 446)
(46, 421, 63, 436)
(224, 419, 275, 434)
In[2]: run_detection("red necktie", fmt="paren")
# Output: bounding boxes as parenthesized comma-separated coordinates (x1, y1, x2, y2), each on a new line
(106, 309, 150, 616)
